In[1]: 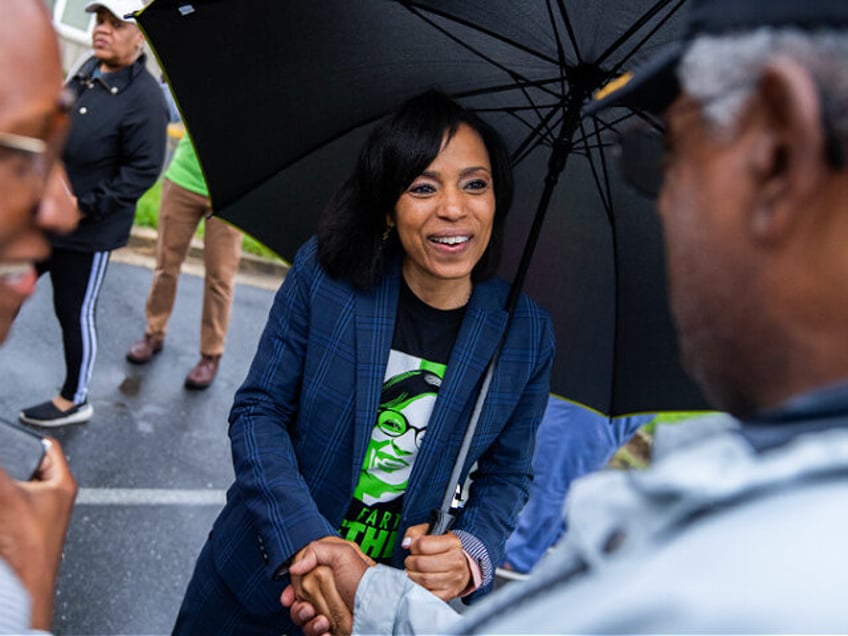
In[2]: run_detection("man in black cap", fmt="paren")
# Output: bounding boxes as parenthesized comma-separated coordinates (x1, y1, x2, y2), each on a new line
(279, 0, 848, 632)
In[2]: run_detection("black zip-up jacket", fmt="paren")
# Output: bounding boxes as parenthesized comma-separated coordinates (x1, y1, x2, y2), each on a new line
(54, 53, 167, 252)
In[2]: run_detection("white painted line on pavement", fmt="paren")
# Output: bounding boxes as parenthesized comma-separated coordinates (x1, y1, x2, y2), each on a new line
(76, 488, 226, 506)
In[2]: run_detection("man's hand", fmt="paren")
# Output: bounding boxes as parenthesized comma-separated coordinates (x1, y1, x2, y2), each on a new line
(281, 537, 374, 636)
(403, 523, 471, 601)
(0, 438, 77, 630)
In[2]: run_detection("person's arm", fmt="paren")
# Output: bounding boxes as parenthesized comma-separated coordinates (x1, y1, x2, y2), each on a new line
(75, 84, 167, 221)
(228, 241, 340, 576)
(283, 539, 463, 636)
(0, 439, 77, 631)
(450, 304, 556, 598)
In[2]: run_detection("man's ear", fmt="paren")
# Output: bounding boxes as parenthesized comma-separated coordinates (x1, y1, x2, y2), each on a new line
(746, 57, 826, 241)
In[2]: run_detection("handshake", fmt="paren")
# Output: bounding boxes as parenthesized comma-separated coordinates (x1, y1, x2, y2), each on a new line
(281, 524, 472, 636)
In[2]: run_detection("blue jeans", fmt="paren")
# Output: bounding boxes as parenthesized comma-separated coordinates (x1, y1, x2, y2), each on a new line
(503, 397, 653, 573)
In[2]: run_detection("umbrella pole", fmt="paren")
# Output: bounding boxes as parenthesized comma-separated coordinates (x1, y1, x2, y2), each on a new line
(429, 103, 587, 536)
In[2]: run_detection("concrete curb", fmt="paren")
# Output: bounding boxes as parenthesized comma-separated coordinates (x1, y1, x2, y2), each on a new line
(127, 226, 289, 279)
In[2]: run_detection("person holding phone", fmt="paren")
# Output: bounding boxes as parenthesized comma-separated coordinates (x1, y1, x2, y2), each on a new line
(0, 0, 81, 632)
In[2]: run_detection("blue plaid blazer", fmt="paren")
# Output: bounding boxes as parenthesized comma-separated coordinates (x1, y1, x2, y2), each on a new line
(208, 237, 555, 615)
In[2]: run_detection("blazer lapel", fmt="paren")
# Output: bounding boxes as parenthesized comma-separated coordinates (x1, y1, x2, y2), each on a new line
(405, 280, 510, 508)
(352, 264, 401, 491)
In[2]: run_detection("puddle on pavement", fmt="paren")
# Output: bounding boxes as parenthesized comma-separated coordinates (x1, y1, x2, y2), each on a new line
(118, 376, 142, 397)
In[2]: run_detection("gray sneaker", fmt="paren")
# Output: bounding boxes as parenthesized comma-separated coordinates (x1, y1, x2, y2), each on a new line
(19, 400, 93, 427)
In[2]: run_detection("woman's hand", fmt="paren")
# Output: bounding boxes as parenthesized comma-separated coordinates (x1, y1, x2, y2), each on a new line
(402, 523, 471, 601)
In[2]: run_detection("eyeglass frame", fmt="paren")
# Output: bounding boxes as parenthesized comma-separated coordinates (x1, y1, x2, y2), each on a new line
(0, 88, 76, 182)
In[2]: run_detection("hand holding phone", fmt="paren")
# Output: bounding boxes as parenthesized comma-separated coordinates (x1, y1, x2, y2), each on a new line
(0, 417, 47, 481)
(0, 432, 77, 630)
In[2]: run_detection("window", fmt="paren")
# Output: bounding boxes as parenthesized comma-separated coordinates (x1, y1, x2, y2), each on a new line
(48, 0, 94, 45)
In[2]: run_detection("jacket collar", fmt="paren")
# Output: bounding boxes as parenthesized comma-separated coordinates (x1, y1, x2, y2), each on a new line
(565, 411, 848, 569)
(74, 53, 147, 94)
(741, 381, 848, 452)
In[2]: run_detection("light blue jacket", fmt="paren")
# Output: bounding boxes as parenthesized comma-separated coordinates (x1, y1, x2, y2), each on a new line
(355, 386, 848, 634)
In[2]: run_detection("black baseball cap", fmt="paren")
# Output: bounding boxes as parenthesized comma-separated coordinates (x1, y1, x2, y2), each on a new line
(585, 0, 848, 116)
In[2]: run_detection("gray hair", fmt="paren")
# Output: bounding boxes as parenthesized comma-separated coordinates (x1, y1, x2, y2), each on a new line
(679, 28, 848, 147)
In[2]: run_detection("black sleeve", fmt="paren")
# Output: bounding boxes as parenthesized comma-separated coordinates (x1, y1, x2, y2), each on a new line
(77, 83, 168, 220)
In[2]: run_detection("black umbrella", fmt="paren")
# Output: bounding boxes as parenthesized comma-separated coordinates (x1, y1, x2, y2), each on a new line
(137, 0, 708, 418)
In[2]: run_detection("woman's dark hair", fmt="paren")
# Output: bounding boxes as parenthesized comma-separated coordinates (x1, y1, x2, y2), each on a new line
(317, 89, 513, 289)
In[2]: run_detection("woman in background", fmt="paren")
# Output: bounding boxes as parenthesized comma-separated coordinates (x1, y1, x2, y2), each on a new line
(19, 0, 167, 427)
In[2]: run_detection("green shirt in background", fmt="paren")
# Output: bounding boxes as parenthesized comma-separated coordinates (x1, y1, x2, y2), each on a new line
(165, 135, 209, 198)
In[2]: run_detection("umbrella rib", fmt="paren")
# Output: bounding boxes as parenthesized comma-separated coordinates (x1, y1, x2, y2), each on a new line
(401, 0, 569, 100)
(510, 109, 563, 165)
(403, 1, 561, 67)
(604, 0, 687, 77)
(545, 0, 572, 104)
(594, 0, 678, 69)
(450, 77, 564, 103)
(584, 116, 621, 420)
(554, 0, 584, 65)
(584, 117, 615, 218)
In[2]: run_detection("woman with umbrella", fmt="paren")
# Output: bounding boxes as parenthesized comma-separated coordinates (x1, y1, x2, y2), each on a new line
(174, 90, 555, 634)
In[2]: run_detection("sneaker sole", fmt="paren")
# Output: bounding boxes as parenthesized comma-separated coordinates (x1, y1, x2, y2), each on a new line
(19, 403, 94, 428)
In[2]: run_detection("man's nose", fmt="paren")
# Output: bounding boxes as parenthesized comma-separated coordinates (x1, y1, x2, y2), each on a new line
(37, 164, 80, 235)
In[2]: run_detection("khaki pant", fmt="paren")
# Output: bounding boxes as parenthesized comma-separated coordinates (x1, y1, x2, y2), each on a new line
(145, 178, 242, 356)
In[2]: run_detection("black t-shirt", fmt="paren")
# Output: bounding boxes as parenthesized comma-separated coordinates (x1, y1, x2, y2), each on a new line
(338, 279, 466, 562)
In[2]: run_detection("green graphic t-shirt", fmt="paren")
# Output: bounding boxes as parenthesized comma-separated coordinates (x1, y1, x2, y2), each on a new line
(339, 280, 465, 563)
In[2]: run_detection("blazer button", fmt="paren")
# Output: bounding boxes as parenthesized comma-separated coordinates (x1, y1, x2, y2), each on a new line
(79, 106, 88, 115)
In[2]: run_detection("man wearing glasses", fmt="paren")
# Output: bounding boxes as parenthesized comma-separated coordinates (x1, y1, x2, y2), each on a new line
(279, 0, 848, 633)
(0, 1, 81, 632)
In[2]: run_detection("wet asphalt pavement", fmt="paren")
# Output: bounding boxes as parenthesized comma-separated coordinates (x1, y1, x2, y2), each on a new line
(0, 253, 280, 635)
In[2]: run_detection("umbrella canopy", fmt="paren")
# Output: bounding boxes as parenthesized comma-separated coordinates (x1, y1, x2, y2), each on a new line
(138, 0, 708, 416)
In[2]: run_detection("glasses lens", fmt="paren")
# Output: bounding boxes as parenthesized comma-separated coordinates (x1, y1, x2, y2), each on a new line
(377, 409, 407, 437)
(616, 124, 665, 199)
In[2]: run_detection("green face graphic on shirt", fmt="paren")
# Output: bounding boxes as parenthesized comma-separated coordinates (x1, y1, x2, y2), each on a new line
(354, 367, 442, 505)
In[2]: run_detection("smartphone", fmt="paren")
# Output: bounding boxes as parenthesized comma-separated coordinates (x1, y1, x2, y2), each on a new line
(0, 417, 47, 481)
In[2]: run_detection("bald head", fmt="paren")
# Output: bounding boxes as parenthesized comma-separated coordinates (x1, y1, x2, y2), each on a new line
(0, 0, 63, 114)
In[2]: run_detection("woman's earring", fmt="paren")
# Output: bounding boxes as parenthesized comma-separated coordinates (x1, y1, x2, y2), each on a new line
(382, 225, 393, 243)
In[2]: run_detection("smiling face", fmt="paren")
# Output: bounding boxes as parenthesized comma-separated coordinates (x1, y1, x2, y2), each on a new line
(91, 8, 143, 71)
(391, 123, 495, 308)
(0, 1, 75, 343)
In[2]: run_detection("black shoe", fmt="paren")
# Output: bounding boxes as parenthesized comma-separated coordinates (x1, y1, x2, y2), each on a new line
(20, 400, 93, 427)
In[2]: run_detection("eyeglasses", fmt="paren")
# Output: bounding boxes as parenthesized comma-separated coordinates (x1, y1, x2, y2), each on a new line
(0, 131, 52, 183)
(615, 82, 845, 199)
(376, 408, 427, 449)
(614, 122, 665, 199)
(0, 89, 75, 184)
